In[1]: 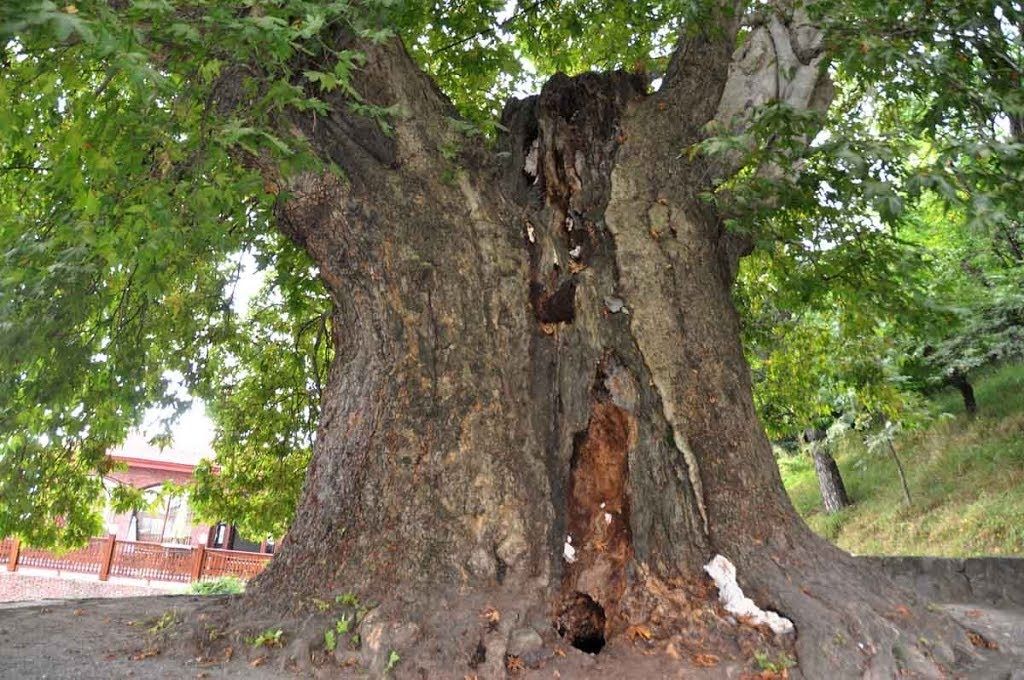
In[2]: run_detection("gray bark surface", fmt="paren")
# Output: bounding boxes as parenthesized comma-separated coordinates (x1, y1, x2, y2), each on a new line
(812, 441, 852, 514)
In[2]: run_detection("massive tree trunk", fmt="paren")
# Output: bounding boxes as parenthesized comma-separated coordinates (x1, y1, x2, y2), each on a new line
(219, 10, 981, 679)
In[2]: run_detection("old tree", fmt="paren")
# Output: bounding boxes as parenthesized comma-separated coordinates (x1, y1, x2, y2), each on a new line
(3, 0, 1022, 676)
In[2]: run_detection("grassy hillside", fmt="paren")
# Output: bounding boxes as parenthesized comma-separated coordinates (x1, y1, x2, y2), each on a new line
(779, 362, 1024, 557)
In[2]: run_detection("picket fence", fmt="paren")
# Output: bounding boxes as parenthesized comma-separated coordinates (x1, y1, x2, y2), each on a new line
(0, 535, 270, 584)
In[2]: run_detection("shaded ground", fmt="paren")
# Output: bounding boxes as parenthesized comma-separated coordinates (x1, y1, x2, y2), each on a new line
(0, 572, 164, 605)
(0, 595, 281, 680)
(0, 593, 1020, 679)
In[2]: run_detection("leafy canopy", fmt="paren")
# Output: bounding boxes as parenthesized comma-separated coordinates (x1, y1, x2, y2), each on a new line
(1, 0, 1021, 545)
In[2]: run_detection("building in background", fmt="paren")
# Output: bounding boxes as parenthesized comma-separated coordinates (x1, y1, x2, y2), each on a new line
(100, 452, 274, 554)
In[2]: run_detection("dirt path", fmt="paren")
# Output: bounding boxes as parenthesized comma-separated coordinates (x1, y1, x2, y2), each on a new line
(0, 595, 1020, 678)
(0, 572, 166, 605)
(0, 595, 280, 680)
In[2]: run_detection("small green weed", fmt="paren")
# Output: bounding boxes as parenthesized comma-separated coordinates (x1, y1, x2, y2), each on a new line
(148, 610, 178, 634)
(247, 628, 283, 648)
(335, 592, 360, 607)
(324, 628, 337, 652)
(385, 650, 400, 673)
(754, 650, 796, 673)
(323, 615, 352, 652)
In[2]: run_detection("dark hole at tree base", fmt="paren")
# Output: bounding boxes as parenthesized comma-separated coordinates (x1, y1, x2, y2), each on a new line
(556, 593, 607, 654)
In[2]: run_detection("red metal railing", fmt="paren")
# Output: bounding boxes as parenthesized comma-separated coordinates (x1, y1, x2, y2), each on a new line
(2, 536, 271, 584)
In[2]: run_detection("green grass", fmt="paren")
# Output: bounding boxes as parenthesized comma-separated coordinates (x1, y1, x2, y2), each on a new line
(780, 362, 1024, 557)
(188, 576, 246, 595)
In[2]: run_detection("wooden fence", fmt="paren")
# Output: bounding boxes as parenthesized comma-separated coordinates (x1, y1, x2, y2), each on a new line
(3, 535, 271, 584)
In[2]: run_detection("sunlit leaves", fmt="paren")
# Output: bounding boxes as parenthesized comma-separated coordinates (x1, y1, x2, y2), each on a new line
(3, 0, 1023, 546)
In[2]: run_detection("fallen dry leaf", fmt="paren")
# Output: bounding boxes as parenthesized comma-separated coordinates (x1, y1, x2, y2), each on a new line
(693, 652, 720, 667)
(249, 656, 267, 667)
(889, 605, 912, 619)
(968, 631, 998, 650)
(129, 648, 159, 661)
(625, 624, 653, 642)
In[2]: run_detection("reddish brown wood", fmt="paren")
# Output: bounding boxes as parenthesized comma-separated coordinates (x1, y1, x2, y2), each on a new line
(201, 548, 272, 581)
(190, 544, 206, 582)
(6, 539, 19, 572)
(98, 534, 117, 581)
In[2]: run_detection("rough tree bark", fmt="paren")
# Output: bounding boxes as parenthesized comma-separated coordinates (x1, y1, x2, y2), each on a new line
(202, 6, 992, 678)
(948, 369, 979, 417)
(804, 428, 851, 514)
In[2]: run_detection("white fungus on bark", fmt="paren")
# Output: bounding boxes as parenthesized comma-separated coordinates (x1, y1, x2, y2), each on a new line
(563, 535, 576, 563)
(523, 138, 540, 179)
(704, 554, 794, 635)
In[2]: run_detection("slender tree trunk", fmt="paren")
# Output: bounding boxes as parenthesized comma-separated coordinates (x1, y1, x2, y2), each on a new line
(888, 441, 913, 506)
(948, 370, 978, 417)
(218, 11, 978, 679)
(805, 429, 851, 514)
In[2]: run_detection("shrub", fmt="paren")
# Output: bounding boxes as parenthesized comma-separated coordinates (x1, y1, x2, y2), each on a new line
(189, 576, 245, 595)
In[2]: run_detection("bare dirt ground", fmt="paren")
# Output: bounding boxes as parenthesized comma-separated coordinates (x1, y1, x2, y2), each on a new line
(0, 593, 1021, 679)
(0, 595, 283, 680)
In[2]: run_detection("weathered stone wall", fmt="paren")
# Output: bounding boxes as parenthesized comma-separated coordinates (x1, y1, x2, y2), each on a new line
(867, 556, 1024, 607)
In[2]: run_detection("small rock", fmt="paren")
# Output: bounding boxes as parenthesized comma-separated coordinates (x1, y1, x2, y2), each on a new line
(507, 627, 543, 657)
(468, 547, 497, 578)
(604, 296, 625, 313)
(333, 649, 361, 668)
(928, 640, 955, 665)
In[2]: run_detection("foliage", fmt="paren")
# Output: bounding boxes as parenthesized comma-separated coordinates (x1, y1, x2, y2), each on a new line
(1, 0, 1022, 547)
(188, 250, 330, 538)
(0, 0, 349, 543)
(737, 249, 923, 439)
(188, 576, 246, 595)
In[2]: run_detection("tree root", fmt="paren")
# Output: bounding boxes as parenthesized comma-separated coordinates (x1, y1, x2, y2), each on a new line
(149, 550, 1018, 679)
